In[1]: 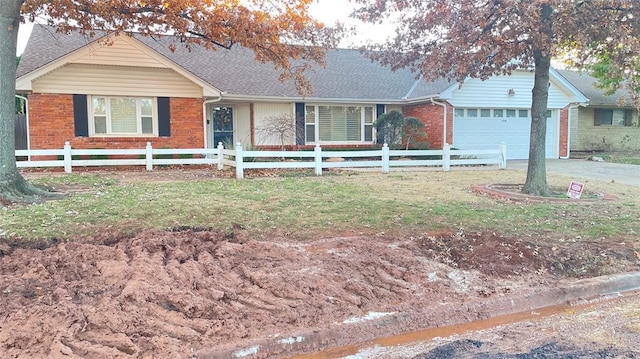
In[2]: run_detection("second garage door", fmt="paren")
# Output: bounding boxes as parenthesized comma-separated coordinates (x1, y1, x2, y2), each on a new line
(453, 108, 557, 160)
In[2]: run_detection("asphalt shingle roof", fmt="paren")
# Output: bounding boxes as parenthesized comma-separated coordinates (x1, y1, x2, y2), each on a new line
(19, 25, 621, 105)
(18, 24, 454, 101)
(557, 69, 629, 106)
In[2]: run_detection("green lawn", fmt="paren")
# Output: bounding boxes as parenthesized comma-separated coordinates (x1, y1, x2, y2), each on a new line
(2, 169, 639, 242)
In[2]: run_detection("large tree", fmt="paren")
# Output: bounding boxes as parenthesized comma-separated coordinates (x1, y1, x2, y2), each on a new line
(1, 0, 338, 204)
(353, 0, 639, 196)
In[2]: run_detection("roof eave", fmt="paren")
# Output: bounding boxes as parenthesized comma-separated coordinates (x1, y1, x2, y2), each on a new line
(220, 93, 410, 104)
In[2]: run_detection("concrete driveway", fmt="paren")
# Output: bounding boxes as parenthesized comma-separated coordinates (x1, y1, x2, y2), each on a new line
(508, 159, 640, 186)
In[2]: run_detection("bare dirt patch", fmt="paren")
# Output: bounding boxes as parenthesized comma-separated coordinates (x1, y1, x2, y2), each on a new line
(1, 227, 639, 358)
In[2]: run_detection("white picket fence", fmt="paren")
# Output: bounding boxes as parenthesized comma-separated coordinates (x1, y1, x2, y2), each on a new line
(16, 141, 507, 178)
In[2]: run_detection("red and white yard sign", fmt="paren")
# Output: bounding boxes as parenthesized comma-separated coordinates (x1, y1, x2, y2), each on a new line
(567, 181, 585, 199)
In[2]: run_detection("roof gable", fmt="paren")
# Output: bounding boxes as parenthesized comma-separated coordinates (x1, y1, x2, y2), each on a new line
(17, 25, 221, 97)
(72, 34, 166, 68)
(438, 69, 588, 108)
(557, 69, 635, 106)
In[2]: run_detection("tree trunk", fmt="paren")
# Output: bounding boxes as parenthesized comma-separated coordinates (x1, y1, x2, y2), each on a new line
(522, 51, 552, 196)
(522, 5, 553, 197)
(0, 0, 53, 204)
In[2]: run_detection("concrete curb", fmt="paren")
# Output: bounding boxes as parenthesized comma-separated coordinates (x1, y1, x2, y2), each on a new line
(199, 271, 640, 359)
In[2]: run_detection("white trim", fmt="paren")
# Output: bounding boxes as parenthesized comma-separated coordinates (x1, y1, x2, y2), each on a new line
(430, 98, 448, 147)
(549, 68, 589, 104)
(221, 93, 407, 105)
(88, 95, 158, 137)
(304, 103, 376, 145)
(439, 69, 589, 105)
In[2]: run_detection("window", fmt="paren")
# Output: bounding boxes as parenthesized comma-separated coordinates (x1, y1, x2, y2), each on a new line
(594, 108, 633, 127)
(456, 108, 529, 118)
(90, 96, 156, 136)
(305, 105, 374, 143)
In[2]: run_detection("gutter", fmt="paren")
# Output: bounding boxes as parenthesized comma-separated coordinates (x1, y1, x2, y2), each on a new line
(15, 94, 30, 160)
(430, 98, 448, 147)
(221, 93, 408, 105)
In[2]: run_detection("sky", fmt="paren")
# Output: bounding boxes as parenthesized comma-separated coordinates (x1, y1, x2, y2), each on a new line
(16, 0, 396, 55)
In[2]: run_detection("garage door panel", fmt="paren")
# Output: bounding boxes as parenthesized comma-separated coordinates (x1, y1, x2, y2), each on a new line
(453, 112, 557, 160)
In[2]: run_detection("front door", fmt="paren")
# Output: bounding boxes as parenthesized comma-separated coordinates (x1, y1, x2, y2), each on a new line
(212, 106, 234, 147)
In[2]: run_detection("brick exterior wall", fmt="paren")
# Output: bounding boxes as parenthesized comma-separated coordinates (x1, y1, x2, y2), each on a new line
(559, 106, 569, 158)
(401, 102, 454, 149)
(27, 94, 203, 150)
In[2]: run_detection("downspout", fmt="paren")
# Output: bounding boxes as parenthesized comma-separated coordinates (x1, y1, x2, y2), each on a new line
(430, 98, 448, 147)
(560, 103, 579, 159)
(202, 95, 223, 149)
(15, 94, 30, 160)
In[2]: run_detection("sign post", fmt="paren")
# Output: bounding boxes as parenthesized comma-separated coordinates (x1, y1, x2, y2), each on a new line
(567, 181, 585, 199)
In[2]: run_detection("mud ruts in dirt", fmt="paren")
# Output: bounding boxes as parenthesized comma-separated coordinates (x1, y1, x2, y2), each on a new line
(1, 228, 639, 357)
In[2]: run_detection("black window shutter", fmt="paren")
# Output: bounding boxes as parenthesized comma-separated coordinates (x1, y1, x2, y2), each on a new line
(158, 97, 171, 136)
(376, 104, 386, 119)
(295, 102, 305, 145)
(73, 94, 89, 137)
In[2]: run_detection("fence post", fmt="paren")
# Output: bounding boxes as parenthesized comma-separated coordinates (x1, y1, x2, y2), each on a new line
(235, 142, 244, 179)
(314, 144, 322, 176)
(499, 143, 507, 169)
(382, 143, 390, 173)
(145, 142, 153, 171)
(443, 143, 451, 172)
(217, 142, 224, 170)
(63, 141, 72, 173)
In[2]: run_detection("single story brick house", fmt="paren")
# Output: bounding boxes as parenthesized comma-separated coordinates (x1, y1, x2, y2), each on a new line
(17, 24, 592, 160)
(558, 70, 640, 152)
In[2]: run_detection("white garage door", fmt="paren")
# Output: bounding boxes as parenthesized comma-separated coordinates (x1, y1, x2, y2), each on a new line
(453, 108, 557, 160)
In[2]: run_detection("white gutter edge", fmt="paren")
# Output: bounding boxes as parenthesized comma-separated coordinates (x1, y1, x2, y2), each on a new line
(430, 98, 448, 148)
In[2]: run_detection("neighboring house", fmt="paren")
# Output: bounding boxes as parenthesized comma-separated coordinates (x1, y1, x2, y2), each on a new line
(16, 24, 589, 160)
(558, 70, 640, 152)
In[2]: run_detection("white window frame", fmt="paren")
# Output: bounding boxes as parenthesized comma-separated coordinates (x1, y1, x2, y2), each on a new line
(304, 104, 376, 145)
(88, 95, 158, 137)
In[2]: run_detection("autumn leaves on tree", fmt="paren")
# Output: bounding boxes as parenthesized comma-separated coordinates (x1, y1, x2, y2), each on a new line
(1, 0, 339, 203)
(353, 0, 639, 196)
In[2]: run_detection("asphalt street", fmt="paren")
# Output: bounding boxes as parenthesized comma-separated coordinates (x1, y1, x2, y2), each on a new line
(507, 159, 640, 186)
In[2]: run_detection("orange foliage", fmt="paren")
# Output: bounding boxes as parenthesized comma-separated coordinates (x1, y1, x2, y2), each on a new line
(20, 0, 342, 93)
